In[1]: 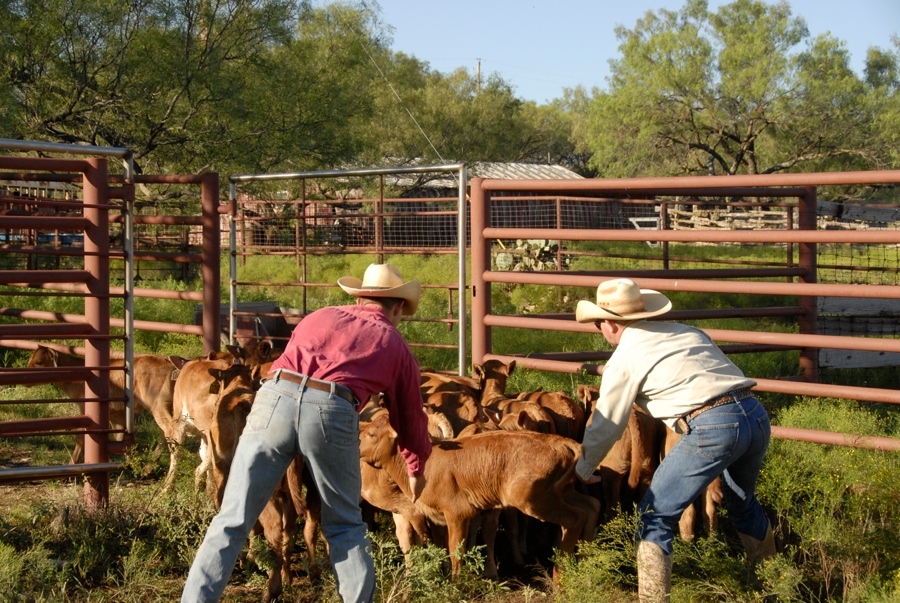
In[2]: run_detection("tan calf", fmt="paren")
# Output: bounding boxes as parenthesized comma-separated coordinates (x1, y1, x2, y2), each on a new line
(517, 389, 586, 441)
(359, 413, 599, 585)
(26, 346, 180, 477)
(422, 390, 485, 437)
(169, 351, 242, 494)
(577, 384, 659, 521)
(420, 369, 482, 397)
(474, 359, 559, 436)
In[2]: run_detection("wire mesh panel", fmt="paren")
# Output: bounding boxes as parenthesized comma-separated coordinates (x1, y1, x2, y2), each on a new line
(228, 166, 468, 371)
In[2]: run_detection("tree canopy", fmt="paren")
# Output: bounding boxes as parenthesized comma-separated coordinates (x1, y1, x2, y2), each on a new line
(0, 0, 896, 181)
(581, 0, 900, 178)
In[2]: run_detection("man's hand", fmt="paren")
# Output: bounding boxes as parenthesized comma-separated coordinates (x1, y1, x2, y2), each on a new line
(409, 475, 426, 502)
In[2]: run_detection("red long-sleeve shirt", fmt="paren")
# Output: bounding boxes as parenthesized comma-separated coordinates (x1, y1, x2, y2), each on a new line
(269, 304, 432, 476)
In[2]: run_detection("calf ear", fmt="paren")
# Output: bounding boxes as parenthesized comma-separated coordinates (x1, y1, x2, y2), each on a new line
(484, 407, 502, 426)
(516, 410, 535, 430)
(207, 368, 224, 394)
(226, 344, 246, 362)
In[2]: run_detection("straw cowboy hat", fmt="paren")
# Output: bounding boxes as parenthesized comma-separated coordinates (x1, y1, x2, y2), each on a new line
(576, 278, 672, 323)
(338, 263, 421, 315)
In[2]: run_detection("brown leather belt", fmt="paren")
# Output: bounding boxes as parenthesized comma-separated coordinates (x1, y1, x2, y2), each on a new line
(677, 387, 755, 434)
(270, 369, 357, 406)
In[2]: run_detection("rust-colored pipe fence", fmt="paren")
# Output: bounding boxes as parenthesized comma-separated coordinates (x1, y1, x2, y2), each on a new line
(0, 140, 223, 505)
(470, 171, 900, 453)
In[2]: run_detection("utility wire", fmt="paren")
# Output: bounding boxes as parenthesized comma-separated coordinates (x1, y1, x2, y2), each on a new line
(345, 18, 448, 166)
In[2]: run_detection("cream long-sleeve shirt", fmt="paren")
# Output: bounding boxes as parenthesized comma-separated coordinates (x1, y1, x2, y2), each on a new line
(576, 320, 756, 481)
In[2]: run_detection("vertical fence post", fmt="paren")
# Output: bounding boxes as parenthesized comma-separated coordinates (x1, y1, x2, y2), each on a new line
(659, 201, 670, 270)
(470, 178, 490, 364)
(786, 203, 795, 283)
(457, 165, 468, 375)
(301, 180, 309, 314)
(798, 186, 819, 381)
(82, 157, 111, 510)
(377, 175, 384, 264)
(201, 172, 221, 354)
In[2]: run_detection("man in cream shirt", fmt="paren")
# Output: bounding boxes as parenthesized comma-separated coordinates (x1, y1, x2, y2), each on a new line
(575, 279, 775, 602)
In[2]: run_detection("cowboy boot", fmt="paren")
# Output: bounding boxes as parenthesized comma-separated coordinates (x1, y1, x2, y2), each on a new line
(738, 521, 776, 568)
(636, 540, 672, 602)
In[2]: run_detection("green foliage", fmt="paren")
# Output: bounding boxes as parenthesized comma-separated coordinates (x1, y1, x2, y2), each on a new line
(370, 534, 509, 603)
(0, 540, 62, 601)
(556, 513, 638, 601)
(557, 511, 800, 603)
(758, 398, 900, 601)
(584, 0, 897, 177)
(495, 239, 569, 273)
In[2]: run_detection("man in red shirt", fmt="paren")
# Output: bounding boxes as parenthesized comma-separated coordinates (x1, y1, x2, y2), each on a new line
(182, 263, 432, 603)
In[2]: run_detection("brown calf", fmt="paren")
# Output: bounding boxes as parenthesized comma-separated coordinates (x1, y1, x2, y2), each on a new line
(577, 384, 659, 522)
(25, 346, 180, 475)
(169, 352, 239, 494)
(358, 414, 599, 585)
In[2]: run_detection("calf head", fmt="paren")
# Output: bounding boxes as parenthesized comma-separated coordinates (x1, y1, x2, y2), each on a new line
(208, 363, 256, 507)
(27, 345, 58, 369)
(474, 359, 517, 402)
(577, 384, 600, 418)
(358, 414, 397, 469)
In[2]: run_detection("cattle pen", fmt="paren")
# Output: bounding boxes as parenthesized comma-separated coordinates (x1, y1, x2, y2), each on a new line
(466, 172, 900, 455)
(1, 138, 900, 509)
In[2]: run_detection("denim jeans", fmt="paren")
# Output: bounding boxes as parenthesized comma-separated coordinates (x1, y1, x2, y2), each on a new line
(636, 395, 771, 556)
(181, 372, 374, 603)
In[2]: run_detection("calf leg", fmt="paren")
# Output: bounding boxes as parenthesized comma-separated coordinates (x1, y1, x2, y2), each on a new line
(445, 515, 474, 579)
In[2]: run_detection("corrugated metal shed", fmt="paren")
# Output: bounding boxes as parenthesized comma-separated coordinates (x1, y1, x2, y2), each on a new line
(387, 162, 583, 190)
(469, 162, 583, 180)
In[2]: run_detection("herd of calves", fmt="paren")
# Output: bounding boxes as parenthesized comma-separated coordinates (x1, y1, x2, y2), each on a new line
(26, 343, 723, 602)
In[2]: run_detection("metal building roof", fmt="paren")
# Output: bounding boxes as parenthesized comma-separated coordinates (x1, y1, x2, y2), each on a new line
(469, 162, 583, 180)
(384, 161, 583, 190)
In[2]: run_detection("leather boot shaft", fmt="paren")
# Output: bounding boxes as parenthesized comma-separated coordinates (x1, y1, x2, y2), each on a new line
(636, 540, 672, 603)
(738, 521, 776, 567)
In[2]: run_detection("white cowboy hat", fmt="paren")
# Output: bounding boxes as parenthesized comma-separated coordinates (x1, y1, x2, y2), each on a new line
(575, 278, 671, 323)
(338, 263, 421, 315)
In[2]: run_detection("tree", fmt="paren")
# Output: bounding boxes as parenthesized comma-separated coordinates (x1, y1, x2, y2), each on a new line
(583, 0, 898, 178)
(0, 0, 396, 175)
(866, 39, 900, 172)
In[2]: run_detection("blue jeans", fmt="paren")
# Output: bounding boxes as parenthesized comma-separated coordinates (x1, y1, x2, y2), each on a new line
(637, 396, 771, 555)
(181, 372, 374, 603)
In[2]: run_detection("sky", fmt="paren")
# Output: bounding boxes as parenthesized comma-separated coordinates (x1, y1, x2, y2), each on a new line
(353, 0, 900, 105)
